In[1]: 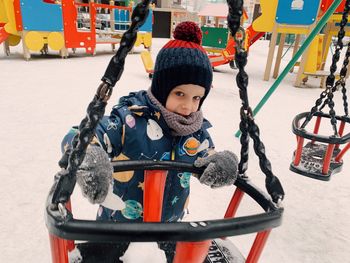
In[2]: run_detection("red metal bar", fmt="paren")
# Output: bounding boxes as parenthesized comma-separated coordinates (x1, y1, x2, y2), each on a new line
(293, 136, 304, 166)
(48, 200, 75, 262)
(13, 0, 23, 31)
(224, 188, 244, 218)
(173, 240, 211, 263)
(94, 3, 132, 11)
(312, 116, 322, 144)
(335, 142, 350, 162)
(49, 234, 69, 263)
(246, 230, 271, 263)
(322, 144, 335, 174)
(335, 121, 345, 149)
(65, 200, 75, 252)
(143, 170, 167, 222)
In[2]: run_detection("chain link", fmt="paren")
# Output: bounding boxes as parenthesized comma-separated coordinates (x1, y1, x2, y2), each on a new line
(52, 0, 151, 206)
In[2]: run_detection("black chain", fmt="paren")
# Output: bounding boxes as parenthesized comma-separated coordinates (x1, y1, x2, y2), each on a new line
(319, 41, 350, 115)
(302, 0, 350, 134)
(340, 42, 349, 116)
(51, 0, 151, 206)
(227, 0, 284, 203)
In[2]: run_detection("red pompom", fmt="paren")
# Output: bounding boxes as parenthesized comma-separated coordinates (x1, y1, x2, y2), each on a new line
(173, 21, 202, 45)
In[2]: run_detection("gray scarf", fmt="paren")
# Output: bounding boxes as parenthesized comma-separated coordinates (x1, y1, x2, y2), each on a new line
(147, 89, 203, 136)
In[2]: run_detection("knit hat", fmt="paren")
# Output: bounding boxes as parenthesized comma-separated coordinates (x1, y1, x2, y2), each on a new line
(150, 21, 213, 108)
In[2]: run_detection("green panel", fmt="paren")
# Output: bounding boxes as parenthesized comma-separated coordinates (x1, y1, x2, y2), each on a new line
(201, 27, 228, 49)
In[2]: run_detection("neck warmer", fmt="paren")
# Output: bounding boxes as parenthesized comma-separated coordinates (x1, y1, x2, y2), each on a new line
(147, 89, 203, 136)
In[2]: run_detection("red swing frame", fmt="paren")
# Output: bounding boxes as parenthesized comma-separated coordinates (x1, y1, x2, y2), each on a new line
(47, 161, 282, 263)
(291, 112, 350, 180)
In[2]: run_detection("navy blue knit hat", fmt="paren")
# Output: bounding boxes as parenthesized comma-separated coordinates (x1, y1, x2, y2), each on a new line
(151, 21, 213, 108)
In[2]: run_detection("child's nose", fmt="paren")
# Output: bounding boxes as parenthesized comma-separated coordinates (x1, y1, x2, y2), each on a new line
(182, 101, 191, 110)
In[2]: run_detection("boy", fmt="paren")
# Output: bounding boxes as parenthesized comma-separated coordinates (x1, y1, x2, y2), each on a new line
(64, 21, 238, 262)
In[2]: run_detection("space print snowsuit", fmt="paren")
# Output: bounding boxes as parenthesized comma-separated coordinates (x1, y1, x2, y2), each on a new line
(62, 90, 214, 222)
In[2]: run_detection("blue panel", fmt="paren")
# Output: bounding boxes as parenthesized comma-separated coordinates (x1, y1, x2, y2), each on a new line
(125, 10, 130, 30)
(20, 0, 63, 31)
(120, 10, 126, 30)
(276, 0, 320, 25)
(114, 9, 120, 30)
(139, 9, 152, 32)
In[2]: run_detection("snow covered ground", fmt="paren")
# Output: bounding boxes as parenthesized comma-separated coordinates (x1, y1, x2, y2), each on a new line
(0, 37, 349, 263)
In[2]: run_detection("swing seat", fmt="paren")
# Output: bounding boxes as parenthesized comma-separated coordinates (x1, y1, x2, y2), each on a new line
(291, 112, 350, 181)
(46, 160, 283, 263)
(205, 238, 245, 263)
(290, 142, 343, 181)
(66, 238, 245, 263)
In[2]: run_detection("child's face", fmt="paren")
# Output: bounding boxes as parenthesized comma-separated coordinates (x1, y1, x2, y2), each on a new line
(165, 84, 205, 116)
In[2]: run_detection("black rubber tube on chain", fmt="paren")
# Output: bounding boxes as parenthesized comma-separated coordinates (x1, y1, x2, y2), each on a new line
(51, 0, 151, 206)
(102, 0, 151, 86)
(227, 0, 285, 203)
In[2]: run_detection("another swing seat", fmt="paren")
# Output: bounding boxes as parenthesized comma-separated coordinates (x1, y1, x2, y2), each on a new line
(290, 112, 350, 181)
(290, 142, 343, 181)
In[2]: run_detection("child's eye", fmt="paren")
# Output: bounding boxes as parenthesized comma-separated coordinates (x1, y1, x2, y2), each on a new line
(193, 96, 202, 101)
(175, 92, 184, 97)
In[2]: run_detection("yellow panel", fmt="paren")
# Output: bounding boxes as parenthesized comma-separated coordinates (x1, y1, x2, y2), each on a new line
(2, 0, 18, 35)
(48, 32, 64, 50)
(25, 31, 44, 51)
(252, 0, 278, 32)
(8, 34, 20, 46)
(304, 35, 322, 73)
(0, 0, 7, 23)
(277, 27, 310, 34)
(135, 33, 142, 47)
(141, 51, 154, 71)
(143, 32, 152, 48)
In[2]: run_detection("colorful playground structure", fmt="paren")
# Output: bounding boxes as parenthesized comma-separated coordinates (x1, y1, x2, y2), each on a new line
(0, 0, 153, 59)
(253, 0, 350, 87)
(141, 3, 265, 77)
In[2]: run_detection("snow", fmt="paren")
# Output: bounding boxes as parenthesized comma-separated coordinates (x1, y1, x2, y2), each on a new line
(0, 38, 349, 263)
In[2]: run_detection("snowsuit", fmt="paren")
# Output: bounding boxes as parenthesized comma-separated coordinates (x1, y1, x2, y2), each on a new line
(62, 90, 214, 222)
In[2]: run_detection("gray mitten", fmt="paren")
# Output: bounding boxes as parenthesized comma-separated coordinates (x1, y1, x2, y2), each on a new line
(194, 150, 238, 188)
(76, 145, 113, 204)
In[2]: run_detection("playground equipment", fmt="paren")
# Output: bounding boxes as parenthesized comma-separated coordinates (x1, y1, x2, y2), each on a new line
(0, 0, 153, 60)
(197, 3, 265, 69)
(253, 0, 350, 87)
(141, 3, 264, 77)
(231, 0, 344, 138)
(45, 1, 284, 262)
(290, 0, 350, 181)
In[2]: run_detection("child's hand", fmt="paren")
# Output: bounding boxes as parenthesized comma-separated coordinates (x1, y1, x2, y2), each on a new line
(194, 151, 238, 188)
(76, 145, 113, 204)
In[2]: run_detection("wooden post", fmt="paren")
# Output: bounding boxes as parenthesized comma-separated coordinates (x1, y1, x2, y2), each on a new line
(263, 24, 278, 81)
(273, 33, 286, 79)
(290, 34, 301, 73)
(21, 31, 31, 60)
(294, 24, 316, 87)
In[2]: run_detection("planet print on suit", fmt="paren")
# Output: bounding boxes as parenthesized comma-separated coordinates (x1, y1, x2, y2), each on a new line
(146, 119, 163, 140)
(125, 114, 136, 128)
(178, 172, 192, 188)
(121, 200, 143, 219)
(182, 137, 200, 156)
